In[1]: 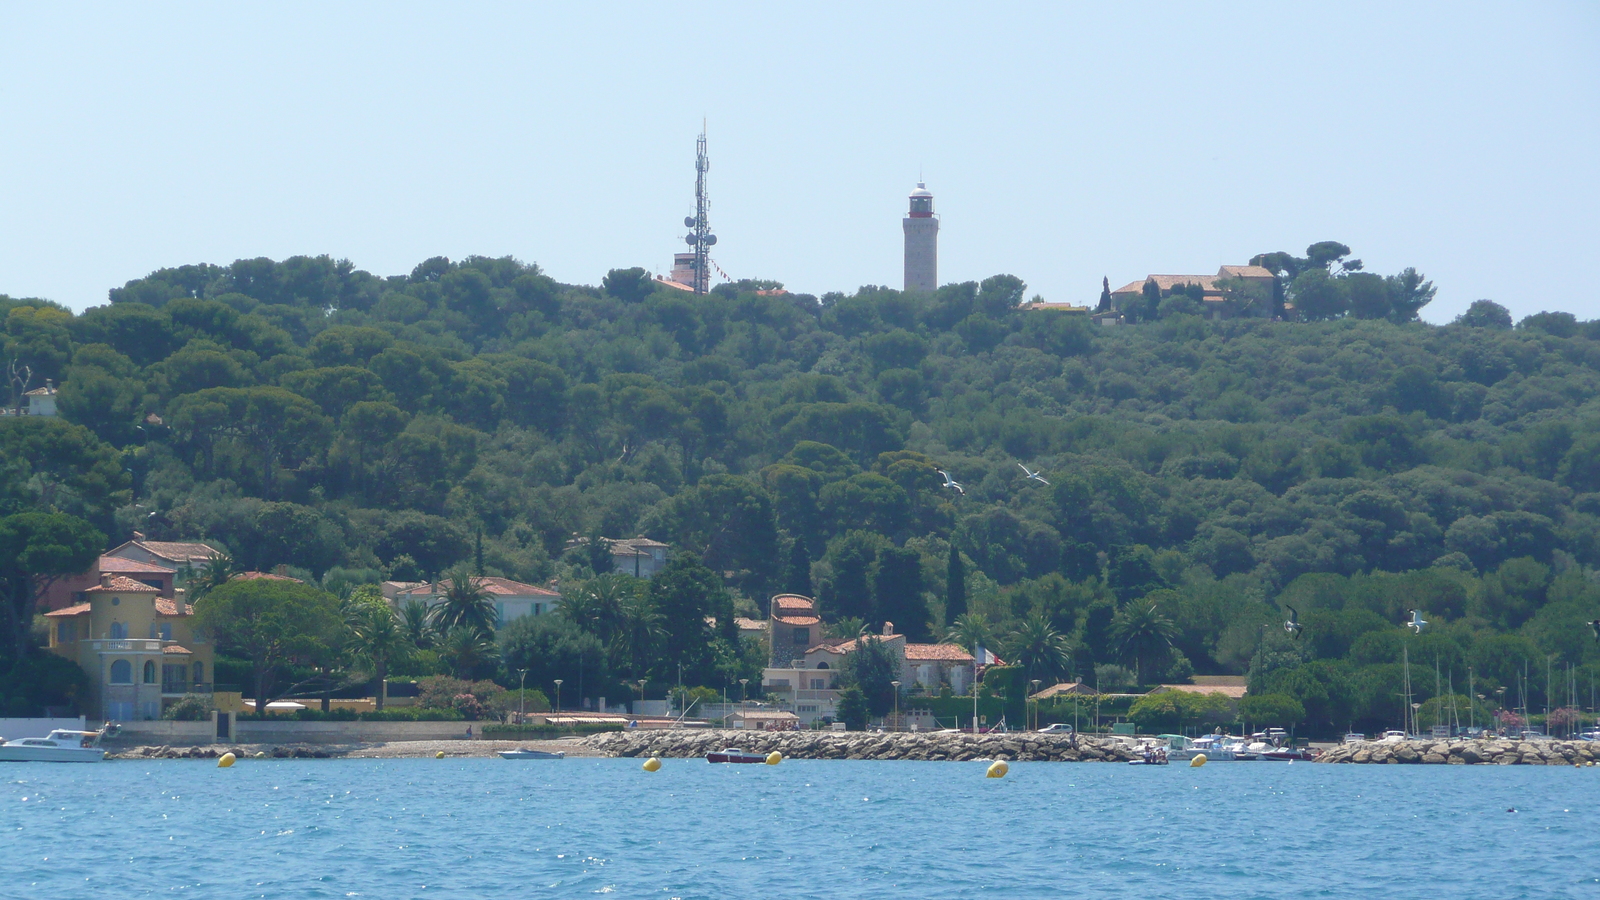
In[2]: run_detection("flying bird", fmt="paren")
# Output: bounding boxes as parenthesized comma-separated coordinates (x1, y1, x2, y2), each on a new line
(1283, 605, 1303, 640)
(1017, 463, 1050, 485)
(1405, 609, 1428, 634)
(937, 469, 965, 495)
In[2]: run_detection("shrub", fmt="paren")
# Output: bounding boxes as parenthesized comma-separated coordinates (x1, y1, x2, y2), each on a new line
(162, 695, 212, 721)
(481, 722, 624, 738)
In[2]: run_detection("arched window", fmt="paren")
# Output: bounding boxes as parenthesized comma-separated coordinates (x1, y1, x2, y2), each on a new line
(109, 660, 132, 683)
(143, 660, 156, 683)
(192, 661, 204, 684)
(816, 662, 829, 669)
(110, 622, 128, 639)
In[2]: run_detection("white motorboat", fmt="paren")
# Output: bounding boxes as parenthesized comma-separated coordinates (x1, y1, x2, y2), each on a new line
(497, 748, 566, 760)
(1378, 730, 1409, 743)
(0, 727, 111, 763)
(1168, 734, 1241, 761)
(1342, 732, 1367, 744)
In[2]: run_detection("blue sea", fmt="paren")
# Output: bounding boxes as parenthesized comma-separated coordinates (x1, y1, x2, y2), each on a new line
(3, 757, 1598, 898)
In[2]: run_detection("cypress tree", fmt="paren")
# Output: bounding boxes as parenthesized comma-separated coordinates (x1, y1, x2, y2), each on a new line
(1097, 275, 1112, 312)
(945, 543, 967, 624)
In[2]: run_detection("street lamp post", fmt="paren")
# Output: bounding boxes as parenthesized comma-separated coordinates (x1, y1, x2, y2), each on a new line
(1031, 680, 1042, 731)
(739, 678, 749, 705)
(518, 669, 527, 723)
(891, 681, 900, 731)
(553, 679, 563, 716)
(638, 679, 648, 709)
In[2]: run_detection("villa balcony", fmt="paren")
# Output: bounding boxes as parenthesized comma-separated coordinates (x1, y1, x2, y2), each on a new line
(86, 639, 166, 653)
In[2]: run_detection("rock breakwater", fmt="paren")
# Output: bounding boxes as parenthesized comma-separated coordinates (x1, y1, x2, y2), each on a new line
(1317, 738, 1600, 765)
(584, 728, 1142, 762)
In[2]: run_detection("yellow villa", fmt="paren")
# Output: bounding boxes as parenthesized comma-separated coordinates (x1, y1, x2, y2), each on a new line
(45, 574, 216, 722)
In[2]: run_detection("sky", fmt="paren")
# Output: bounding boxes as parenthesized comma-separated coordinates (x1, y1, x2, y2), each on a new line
(1, 3, 1596, 323)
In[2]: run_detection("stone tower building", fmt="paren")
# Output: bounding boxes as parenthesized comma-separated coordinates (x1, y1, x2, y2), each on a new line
(902, 182, 938, 293)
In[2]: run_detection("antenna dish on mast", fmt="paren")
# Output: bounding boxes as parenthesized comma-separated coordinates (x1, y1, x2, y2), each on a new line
(705, 234, 717, 246)
(685, 217, 696, 228)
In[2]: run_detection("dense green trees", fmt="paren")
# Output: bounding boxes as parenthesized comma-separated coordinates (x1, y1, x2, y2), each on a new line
(7, 251, 1600, 732)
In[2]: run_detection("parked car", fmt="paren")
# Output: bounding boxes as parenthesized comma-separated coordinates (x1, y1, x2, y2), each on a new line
(1037, 723, 1075, 734)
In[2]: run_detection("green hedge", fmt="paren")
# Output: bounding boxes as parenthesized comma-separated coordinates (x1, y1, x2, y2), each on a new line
(481, 722, 626, 738)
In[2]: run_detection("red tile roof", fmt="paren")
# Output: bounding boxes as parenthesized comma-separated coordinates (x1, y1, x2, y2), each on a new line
(154, 598, 191, 616)
(98, 557, 176, 575)
(85, 576, 160, 594)
(772, 594, 814, 611)
(774, 615, 821, 626)
(905, 643, 974, 662)
(162, 644, 192, 655)
(231, 571, 303, 583)
(126, 541, 220, 563)
(45, 603, 91, 617)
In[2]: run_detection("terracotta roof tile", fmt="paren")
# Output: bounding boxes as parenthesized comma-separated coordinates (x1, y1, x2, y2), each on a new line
(45, 603, 91, 617)
(154, 598, 191, 616)
(1217, 265, 1275, 279)
(98, 557, 177, 574)
(731, 709, 799, 720)
(162, 644, 193, 654)
(774, 615, 821, 626)
(85, 576, 160, 594)
(905, 643, 975, 662)
(136, 541, 220, 561)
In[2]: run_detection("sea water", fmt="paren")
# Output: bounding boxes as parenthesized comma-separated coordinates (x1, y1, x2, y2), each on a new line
(3, 757, 1597, 898)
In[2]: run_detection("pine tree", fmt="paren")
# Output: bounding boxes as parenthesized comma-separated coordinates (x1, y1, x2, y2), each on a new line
(784, 533, 812, 596)
(1097, 276, 1112, 312)
(945, 543, 968, 625)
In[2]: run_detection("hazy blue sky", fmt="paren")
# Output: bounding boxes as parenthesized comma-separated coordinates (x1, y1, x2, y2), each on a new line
(2, 3, 1596, 322)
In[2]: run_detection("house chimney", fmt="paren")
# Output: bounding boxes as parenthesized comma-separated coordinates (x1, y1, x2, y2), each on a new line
(100, 573, 113, 588)
(882, 621, 895, 637)
(132, 530, 146, 542)
(174, 588, 187, 616)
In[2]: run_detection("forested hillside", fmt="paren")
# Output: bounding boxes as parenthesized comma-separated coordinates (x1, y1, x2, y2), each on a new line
(5, 250, 1600, 734)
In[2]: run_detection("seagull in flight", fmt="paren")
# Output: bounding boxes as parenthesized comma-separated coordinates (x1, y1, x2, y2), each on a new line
(1405, 609, 1428, 634)
(1017, 463, 1050, 485)
(937, 469, 965, 496)
(1283, 605, 1303, 640)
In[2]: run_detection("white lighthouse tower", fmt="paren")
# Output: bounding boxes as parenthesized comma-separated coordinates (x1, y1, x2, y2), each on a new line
(902, 181, 938, 293)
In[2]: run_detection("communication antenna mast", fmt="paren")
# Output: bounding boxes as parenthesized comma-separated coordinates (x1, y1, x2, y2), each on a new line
(682, 120, 717, 294)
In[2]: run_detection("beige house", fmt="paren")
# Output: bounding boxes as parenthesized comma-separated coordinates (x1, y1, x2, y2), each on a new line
(103, 534, 221, 575)
(761, 612, 976, 727)
(1110, 264, 1277, 320)
(390, 576, 561, 625)
(45, 574, 216, 722)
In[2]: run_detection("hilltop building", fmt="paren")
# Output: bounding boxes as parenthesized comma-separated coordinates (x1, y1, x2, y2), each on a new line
(903, 182, 939, 293)
(1108, 264, 1277, 322)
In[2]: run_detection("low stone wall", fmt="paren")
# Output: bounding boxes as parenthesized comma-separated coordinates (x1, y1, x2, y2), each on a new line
(584, 728, 1140, 762)
(1317, 738, 1600, 765)
(110, 720, 473, 746)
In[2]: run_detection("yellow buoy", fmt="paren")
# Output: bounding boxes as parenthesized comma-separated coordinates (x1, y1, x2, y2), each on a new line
(1189, 753, 1207, 768)
(643, 757, 662, 772)
(217, 752, 235, 768)
(765, 751, 782, 765)
(986, 760, 1008, 778)
(435, 751, 445, 759)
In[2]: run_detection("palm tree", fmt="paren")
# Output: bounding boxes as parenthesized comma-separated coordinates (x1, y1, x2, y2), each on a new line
(438, 625, 495, 680)
(400, 599, 435, 649)
(428, 569, 497, 634)
(1005, 613, 1075, 686)
(189, 551, 237, 601)
(559, 574, 627, 644)
(346, 602, 410, 711)
(1110, 597, 1178, 686)
(945, 612, 997, 654)
(612, 592, 666, 679)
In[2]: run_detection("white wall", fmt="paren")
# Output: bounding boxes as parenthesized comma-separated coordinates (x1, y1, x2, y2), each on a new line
(0, 716, 87, 739)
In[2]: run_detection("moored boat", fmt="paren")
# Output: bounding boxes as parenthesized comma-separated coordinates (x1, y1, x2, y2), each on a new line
(0, 726, 113, 763)
(706, 748, 765, 763)
(498, 748, 565, 760)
